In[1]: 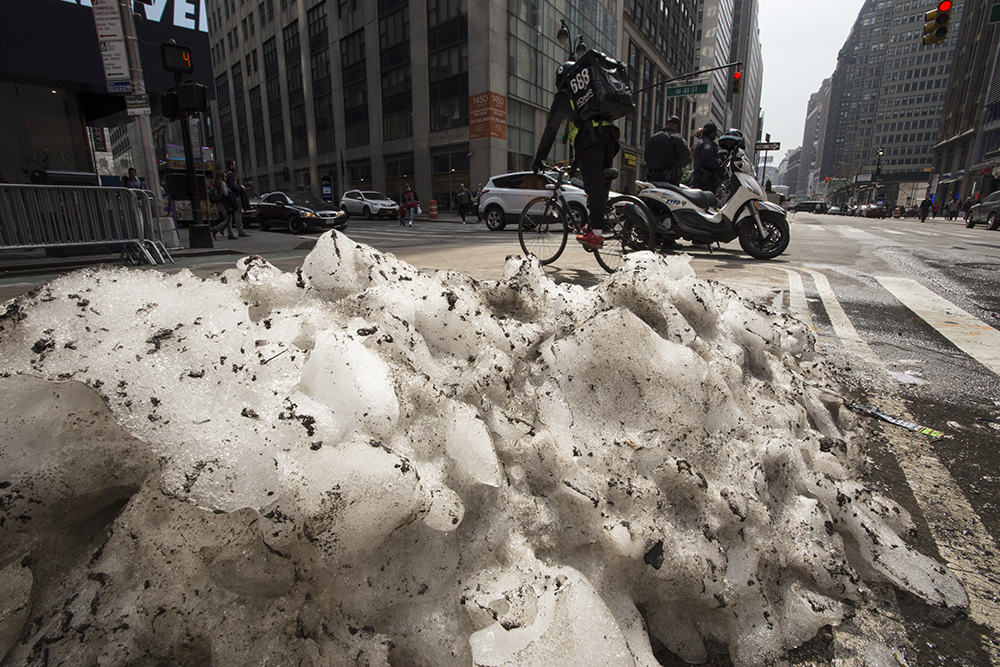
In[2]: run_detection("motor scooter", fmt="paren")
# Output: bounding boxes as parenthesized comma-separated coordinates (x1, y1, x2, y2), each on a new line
(632, 130, 790, 259)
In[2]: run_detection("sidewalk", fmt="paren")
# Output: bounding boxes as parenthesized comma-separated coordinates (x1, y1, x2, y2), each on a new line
(0, 210, 479, 276)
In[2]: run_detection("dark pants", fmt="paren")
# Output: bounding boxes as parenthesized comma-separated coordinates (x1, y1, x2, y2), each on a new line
(458, 202, 469, 221)
(575, 126, 620, 231)
(646, 169, 679, 186)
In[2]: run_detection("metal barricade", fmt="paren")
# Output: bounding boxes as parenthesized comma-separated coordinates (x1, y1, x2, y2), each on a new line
(0, 184, 173, 266)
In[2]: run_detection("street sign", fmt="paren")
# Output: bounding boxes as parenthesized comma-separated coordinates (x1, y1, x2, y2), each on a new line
(99, 40, 130, 80)
(665, 83, 709, 97)
(106, 80, 133, 93)
(991, 3, 1000, 22)
(126, 94, 151, 116)
(755, 142, 781, 151)
(91, 0, 124, 41)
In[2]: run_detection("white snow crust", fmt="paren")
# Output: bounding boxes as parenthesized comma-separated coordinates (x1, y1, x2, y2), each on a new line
(0, 233, 967, 666)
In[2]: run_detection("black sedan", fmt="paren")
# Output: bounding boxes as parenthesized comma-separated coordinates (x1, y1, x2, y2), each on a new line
(257, 191, 347, 233)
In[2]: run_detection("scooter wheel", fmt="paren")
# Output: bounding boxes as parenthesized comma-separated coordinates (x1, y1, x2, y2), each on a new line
(739, 212, 789, 259)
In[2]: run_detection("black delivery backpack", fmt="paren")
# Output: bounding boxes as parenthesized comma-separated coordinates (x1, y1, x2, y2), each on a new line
(561, 50, 635, 123)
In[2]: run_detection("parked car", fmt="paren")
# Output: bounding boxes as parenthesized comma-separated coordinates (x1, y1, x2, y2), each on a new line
(967, 190, 1000, 229)
(340, 190, 399, 219)
(256, 191, 347, 233)
(827, 206, 842, 216)
(862, 203, 887, 219)
(476, 171, 590, 231)
(791, 201, 827, 213)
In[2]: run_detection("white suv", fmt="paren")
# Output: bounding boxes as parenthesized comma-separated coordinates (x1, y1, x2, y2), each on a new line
(476, 171, 589, 231)
(340, 190, 399, 220)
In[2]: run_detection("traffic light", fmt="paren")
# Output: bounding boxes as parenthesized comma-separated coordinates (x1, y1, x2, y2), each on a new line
(923, 0, 952, 46)
(161, 42, 193, 73)
(732, 70, 742, 95)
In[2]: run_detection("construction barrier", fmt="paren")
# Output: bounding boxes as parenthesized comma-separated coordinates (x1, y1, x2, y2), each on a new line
(0, 184, 173, 265)
(428, 200, 438, 219)
(893, 206, 902, 218)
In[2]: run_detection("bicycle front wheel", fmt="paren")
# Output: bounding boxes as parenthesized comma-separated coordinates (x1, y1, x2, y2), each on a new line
(593, 196, 657, 273)
(519, 196, 569, 265)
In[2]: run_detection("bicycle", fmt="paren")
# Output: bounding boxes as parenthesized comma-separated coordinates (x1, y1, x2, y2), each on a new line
(518, 165, 656, 273)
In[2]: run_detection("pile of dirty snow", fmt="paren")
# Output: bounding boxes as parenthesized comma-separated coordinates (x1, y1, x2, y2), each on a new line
(0, 233, 967, 666)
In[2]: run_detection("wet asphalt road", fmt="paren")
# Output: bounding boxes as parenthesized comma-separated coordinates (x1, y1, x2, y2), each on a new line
(1, 212, 999, 664)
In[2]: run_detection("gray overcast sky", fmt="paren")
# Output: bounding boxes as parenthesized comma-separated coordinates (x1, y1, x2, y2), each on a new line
(757, 0, 867, 164)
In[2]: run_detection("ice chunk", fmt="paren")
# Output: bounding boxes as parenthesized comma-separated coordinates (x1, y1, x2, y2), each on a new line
(469, 567, 634, 667)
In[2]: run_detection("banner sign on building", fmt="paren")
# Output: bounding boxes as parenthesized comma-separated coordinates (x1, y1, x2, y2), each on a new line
(469, 93, 507, 141)
(1, 0, 213, 97)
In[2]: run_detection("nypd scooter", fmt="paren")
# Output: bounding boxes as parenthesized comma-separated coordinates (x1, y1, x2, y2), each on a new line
(632, 130, 790, 259)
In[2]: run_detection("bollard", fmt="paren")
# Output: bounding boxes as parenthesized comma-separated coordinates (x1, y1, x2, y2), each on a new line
(893, 206, 901, 218)
(428, 200, 438, 219)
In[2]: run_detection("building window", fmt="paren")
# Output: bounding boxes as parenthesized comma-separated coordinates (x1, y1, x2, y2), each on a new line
(308, 2, 335, 155)
(430, 146, 470, 209)
(250, 86, 267, 168)
(506, 100, 536, 172)
(380, 4, 412, 140)
(347, 159, 372, 190)
(284, 19, 308, 159)
(342, 29, 369, 148)
(263, 37, 285, 164)
(384, 152, 414, 202)
(427, 0, 467, 132)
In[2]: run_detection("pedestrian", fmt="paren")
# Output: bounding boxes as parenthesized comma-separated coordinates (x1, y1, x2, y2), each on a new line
(123, 167, 142, 189)
(918, 196, 931, 223)
(209, 172, 238, 240)
(224, 159, 251, 237)
(689, 122, 725, 194)
(962, 196, 974, 221)
(947, 197, 959, 221)
(401, 183, 419, 226)
(532, 61, 621, 249)
(644, 115, 690, 186)
(455, 182, 473, 223)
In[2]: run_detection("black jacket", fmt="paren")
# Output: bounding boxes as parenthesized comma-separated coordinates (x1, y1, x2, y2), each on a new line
(690, 136, 724, 192)
(644, 129, 690, 183)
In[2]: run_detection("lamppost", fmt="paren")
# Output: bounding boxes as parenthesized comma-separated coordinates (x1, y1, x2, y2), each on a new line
(874, 147, 883, 205)
(556, 19, 588, 60)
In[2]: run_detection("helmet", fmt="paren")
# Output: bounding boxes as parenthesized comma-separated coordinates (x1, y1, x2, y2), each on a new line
(702, 122, 718, 137)
(555, 62, 575, 89)
(717, 129, 746, 152)
(664, 115, 681, 128)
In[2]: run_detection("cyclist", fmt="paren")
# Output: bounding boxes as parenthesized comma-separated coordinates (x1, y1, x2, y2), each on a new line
(532, 62, 620, 249)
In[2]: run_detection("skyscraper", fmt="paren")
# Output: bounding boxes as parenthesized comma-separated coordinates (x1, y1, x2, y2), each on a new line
(819, 0, 963, 207)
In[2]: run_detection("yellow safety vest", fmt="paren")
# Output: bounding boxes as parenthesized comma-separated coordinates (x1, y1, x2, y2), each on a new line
(567, 99, 615, 145)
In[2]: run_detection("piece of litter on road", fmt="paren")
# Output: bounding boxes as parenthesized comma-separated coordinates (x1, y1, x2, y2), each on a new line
(976, 416, 999, 423)
(888, 370, 929, 385)
(851, 404, 944, 438)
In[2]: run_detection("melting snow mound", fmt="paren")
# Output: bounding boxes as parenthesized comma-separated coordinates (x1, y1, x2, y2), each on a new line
(0, 232, 967, 666)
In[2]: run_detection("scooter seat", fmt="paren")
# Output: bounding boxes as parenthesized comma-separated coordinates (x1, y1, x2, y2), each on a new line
(649, 181, 719, 210)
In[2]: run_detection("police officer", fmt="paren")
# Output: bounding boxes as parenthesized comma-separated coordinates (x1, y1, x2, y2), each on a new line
(644, 115, 689, 185)
(533, 61, 621, 249)
(690, 121, 725, 194)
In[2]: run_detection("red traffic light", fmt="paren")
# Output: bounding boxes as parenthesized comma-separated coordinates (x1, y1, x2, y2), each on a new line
(938, 0, 952, 10)
(733, 71, 742, 79)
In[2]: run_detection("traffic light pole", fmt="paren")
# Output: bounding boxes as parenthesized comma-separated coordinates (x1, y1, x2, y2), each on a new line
(632, 61, 743, 96)
(175, 72, 203, 227)
(119, 0, 162, 211)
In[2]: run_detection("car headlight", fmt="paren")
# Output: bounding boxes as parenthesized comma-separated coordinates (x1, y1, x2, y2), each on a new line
(305, 211, 318, 217)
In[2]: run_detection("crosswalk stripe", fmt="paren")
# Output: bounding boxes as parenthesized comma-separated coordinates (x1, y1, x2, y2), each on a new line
(875, 276, 1000, 377)
(783, 269, 813, 330)
(796, 270, 1000, 652)
(803, 269, 875, 363)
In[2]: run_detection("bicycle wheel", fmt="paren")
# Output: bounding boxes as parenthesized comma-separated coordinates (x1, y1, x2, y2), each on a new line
(593, 196, 657, 273)
(519, 196, 569, 265)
